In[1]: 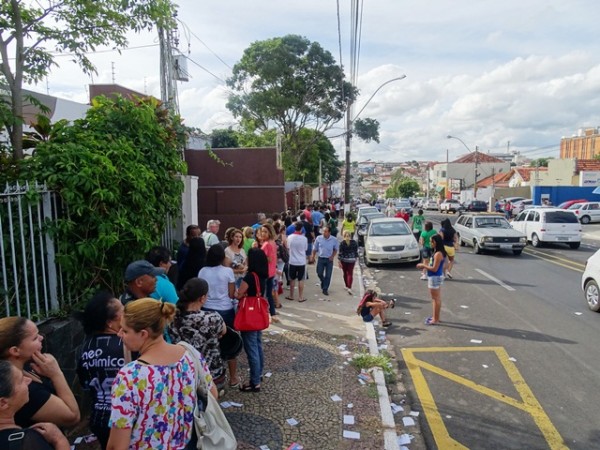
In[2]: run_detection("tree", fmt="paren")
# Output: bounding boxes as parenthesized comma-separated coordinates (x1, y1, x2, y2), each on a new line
(353, 118, 380, 143)
(210, 128, 239, 148)
(0, 0, 176, 160)
(226, 35, 356, 171)
(387, 176, 420, 198)
(530, 157, 552, 167)
(29, 95, 186, 298)
(284, 129, 342, 183)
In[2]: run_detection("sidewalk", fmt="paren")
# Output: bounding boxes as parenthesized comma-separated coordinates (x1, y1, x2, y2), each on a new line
(69, 263, 413, 450)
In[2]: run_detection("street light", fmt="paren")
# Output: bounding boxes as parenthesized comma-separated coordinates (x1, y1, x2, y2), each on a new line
(344, 75, 407, 208)
(446, 135, 479, 198)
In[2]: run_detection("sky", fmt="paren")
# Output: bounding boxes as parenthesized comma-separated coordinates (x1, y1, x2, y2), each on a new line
(31, 0, 600, 163)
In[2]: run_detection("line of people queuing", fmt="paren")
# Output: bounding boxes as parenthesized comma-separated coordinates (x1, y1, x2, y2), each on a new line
(0, 203, 360, 450)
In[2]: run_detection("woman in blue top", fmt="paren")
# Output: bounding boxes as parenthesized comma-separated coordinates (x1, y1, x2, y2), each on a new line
(417, 234, 446, 325)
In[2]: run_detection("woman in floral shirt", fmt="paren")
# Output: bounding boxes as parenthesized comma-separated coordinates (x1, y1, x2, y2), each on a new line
(107, 298, 216, 450)
(167, 278, 227, 388)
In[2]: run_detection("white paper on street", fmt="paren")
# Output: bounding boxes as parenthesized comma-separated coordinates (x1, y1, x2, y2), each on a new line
(259, 446, 270, 450)
(264, 372, 272, 378)
(331, 394, 342, 402)
(286, 418, 299, 426)
(390, 403, 404, 414)
(343, 430, 361, 439)
(470, 339, 483, 344)
(402, 416, 416, 427)
(347, 403, 353, 408)
(409, 411, 420, 417)
(343, 415, 355, 425)
(220, 402, 232, 408)
(397, 434, 412, 445)
(508, 357, 517, 362)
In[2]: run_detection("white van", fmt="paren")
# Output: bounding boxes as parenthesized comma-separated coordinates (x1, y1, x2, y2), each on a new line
(511, 207, 581, 249)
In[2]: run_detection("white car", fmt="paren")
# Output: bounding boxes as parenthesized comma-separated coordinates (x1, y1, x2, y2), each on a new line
(424, 199, 438, 211)
(511, 208, 581, 249)
(364, 218, 420, 266)
(455, 213, 527, 255)
(512, 199, 533, 215)
(356, 206, 379, 223)
(582, 249, 600, 311)
(568, 201, 600, 224)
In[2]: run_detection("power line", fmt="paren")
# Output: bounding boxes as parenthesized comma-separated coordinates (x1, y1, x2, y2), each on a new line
(41, 43, 160, 59)
(177, 19, 233, 71)
(185, 55, 230, 86)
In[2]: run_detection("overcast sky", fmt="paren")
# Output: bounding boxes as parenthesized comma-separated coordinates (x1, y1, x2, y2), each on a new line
(35, 0, 600, 163)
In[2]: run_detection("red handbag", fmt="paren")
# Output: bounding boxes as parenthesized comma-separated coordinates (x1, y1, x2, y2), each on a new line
(234, 273, 270, 332)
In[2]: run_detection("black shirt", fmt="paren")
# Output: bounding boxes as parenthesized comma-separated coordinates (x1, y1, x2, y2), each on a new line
(0, 428, 53, 450)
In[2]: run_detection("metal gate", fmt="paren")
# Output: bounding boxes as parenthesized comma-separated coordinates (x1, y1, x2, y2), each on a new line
(0, 182, 66, 319)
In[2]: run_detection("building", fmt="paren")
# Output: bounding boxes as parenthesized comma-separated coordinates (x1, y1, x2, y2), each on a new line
(560, 127, 600, 159)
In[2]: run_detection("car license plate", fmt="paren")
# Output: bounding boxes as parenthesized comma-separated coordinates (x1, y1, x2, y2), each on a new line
(499, 244, 512, 249)
(556, 236, 568, 240)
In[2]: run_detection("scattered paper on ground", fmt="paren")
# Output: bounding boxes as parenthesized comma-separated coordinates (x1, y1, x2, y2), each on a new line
(574, 312, 583, 315)
(460, 305, 469, 309)
(259, 446, 270, 450)
(470, 339, 483, 344)
(402, 416, 416, 426)
(397, 434, 412, 445)
(343, 430, 361, 439)
(409, 411, 420, 417)
(390, 403, 404, 414)
(508, 357, 517, 362)
(286, 418, 299, 426)
(343, 415, 355, 425)
(347, 403, 353, 408)
(331, 394, 342, 402)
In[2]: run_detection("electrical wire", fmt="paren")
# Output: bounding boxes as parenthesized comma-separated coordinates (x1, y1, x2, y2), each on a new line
(185, 55, 229, 84)
(177, 19, 233, 70)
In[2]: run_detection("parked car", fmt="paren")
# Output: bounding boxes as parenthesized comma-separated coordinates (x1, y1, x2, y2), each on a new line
(423, 199, 439, 211)
(512, 199, 533, 215)
(464, 200, 488, 212)
(364, 217, 420, 266)
(568, 202, 600, 224)
(511, 208, 581, 249)
(499, 197, 526, 209)
(440, 199, 463, 214)
(395, 199, 413, 216)
(558, 199, 588, 209)
(455, 213, 527, 255)
(357, 212, 385, 246)
(356, 205, 379, 223)
(582, 249, 600, 311)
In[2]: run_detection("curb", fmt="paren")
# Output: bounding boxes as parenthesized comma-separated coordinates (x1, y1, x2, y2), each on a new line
(357, 267, 400, 450)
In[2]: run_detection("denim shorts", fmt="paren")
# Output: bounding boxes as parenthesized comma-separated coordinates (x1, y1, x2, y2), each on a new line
(428, 275, 444, 289)
(421, 247, 432, 259)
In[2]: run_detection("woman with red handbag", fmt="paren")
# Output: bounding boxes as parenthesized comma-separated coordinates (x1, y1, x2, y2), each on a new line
(235, 248, 269, 392)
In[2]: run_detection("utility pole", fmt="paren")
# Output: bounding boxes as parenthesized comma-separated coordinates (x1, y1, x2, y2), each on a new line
(344, 99, 353, 211)
(446, 149, 450, 199)
(474, 145, 479, 199)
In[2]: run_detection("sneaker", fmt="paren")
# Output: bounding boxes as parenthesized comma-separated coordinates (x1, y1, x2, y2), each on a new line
(347, 287, 353, 295)
(382, 321, 392, 327)
(446, 272, 453, 279)
(322, 290, 329, 296)
(420, 274, 427, 280)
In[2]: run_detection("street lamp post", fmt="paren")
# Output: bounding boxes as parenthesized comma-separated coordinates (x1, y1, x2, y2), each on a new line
(446, 135, 479, 199)
(344, 75, 407, 209)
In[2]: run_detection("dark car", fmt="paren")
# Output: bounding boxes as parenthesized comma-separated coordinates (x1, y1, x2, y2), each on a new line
(465, 200, 488, 212)
(357, 212, 385, 246)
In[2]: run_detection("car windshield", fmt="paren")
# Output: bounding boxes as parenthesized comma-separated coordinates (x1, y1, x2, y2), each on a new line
(370, 221, 411, 236)
(545, 211, 578, 223)
(568, 203, 582, 209)
(396, 201, 411, 208)
(358, 207, 378, 215)
(363, 213, 384, 221)
(475, 217, 510, 228)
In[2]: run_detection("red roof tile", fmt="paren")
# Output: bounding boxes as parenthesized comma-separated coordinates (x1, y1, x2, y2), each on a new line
(575, 159, 600, 173)
(452, 151, 505, 164)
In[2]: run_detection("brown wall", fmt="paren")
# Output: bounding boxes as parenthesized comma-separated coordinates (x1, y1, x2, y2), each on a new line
(184, 147, 285, 235)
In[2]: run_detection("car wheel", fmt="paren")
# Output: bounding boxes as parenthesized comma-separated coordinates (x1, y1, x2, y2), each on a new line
(580, 215, 591, 225)
(513, 250, 522, 256)
(531, 233, 541, 247)
(365, 256, 373, 267)
(474, 241, 483, 254)
(569, 242, 581, 250)
(585, 280, 600, 312)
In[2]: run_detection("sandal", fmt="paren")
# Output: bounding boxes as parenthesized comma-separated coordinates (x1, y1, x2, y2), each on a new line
(229, 380, 241, 388)
(275, 303, 283, 309)
(285, 296, 295, 301)
(239, 383, 261, 392)
(424, 317, 438, 326)
(298, 298, 307, 303)
(382, 321, 392, 327)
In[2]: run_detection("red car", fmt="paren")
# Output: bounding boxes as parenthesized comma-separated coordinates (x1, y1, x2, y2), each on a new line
(558, 199, 588, 209)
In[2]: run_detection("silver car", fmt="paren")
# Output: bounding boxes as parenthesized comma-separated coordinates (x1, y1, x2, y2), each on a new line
(455, 213, 527, 256)
(364, 218, 420, 266)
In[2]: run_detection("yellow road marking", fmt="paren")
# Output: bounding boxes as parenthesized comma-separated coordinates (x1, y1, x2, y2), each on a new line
(523, 248, 584, 273)
(402, 347, 568, 450)
(524, 248, 586, 268)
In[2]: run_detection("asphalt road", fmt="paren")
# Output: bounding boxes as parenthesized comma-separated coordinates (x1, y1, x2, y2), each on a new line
(362, 211, 600, 450)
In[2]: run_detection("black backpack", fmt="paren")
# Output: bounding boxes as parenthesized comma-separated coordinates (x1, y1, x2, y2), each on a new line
(276, 239, 289, 263)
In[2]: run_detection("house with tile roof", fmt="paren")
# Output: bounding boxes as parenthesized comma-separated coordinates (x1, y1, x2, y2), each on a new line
(535, 158, 600, 186)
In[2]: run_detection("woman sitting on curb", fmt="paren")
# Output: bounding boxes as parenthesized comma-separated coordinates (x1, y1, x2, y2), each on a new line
(356, 289, 395, 327)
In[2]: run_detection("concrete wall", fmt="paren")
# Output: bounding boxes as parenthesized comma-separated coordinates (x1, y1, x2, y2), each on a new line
(537, 159, 576, 186)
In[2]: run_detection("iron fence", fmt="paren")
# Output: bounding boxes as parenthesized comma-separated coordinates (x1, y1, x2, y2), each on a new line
(0, 182, 67, 319)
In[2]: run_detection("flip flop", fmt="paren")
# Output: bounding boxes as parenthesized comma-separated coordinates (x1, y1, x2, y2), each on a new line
(298, 298, 307, 303)
(285, 296, 295, 301)
(424, 317, 438, 326)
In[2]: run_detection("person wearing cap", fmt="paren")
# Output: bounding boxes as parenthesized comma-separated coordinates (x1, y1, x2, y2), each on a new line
(119, 260, 163, 305)
(202, 219, 221, 249)
(145, 246, 178, 305)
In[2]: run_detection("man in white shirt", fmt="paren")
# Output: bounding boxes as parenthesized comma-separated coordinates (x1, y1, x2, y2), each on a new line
(286, 222, 308, 302)
(202, 219, 221, 248)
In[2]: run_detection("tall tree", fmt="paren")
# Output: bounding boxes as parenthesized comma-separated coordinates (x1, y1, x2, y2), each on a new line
(226, 35, 357, 170)
(285, 129, 342, 184)
(0, 0, 176, 160)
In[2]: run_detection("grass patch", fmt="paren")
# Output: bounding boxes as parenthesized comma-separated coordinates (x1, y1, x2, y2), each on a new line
(351, 351, 394, 377)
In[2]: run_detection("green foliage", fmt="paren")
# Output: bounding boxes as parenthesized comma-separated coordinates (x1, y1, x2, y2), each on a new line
(210, 128, 239, 148)
(226, 34, 356, 172)
(351, 352, 394, 377)
(27, 95, 186, 298)
(354, 118, 380, 143)
(530, 157, 553, 167)
(0, 0, 176, 159)
(281, 129, 342, 183)
(387, 177, 420, 198)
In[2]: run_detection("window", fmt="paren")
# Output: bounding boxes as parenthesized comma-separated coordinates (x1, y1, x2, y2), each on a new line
(515, 212, 526, 222)
(590, 203, 599, 210)
(465, 219, 473, 227)
(532, 212, 540, 222)
(545, 211, 578, 223)
(457, 216, 466, 225)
